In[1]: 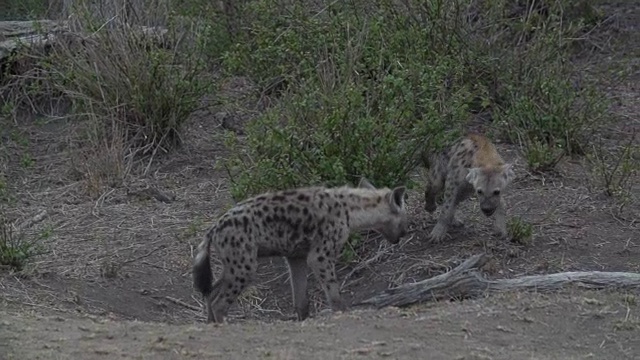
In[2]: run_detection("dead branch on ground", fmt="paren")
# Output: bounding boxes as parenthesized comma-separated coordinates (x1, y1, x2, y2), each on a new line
(0, 20, 169, 62)
(358, 253, 640, 308)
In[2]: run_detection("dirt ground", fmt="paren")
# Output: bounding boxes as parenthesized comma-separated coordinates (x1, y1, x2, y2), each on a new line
(2, 290, 640, 360)
(1, 1, 640, 359)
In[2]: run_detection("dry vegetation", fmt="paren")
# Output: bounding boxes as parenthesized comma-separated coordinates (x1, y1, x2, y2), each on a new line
(1, 0, 639, 358)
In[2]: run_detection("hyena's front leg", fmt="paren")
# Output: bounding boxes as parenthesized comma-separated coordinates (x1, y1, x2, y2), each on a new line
(424, 157, 446, 213)
(429, 178, 462, 243)
(307, 247, 347, 313)
(493, 198, 509, 239)
(285, 256, 310, 321)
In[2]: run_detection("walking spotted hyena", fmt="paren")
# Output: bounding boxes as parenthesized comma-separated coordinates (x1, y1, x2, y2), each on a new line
(423, 133, 515, 243)
(192, 178, 408, 323)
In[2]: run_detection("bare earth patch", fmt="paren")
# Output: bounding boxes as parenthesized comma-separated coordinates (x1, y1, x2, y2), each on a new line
(2, 290, 640, 360)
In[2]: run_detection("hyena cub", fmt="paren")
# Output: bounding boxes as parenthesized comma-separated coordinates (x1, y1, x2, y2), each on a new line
(423, 133, 515, 243)
(192, 178, 408, 323)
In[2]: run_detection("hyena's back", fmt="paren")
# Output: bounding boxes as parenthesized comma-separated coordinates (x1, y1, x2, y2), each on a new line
(212, 187, 350, 257)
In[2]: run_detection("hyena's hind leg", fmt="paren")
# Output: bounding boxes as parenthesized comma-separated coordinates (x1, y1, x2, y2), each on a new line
(208, 250, 258, 323)
(424, 153, 447, 213)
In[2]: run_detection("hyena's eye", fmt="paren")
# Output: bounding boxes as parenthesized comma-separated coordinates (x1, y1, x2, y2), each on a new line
(493, 190, 501, 196)
(477, 189, 483, 195)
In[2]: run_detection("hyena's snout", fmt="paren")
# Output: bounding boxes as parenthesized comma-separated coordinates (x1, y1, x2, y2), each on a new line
(480, 204, 496, 217)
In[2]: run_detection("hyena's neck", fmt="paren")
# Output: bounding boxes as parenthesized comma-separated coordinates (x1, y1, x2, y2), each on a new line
(331, 187, 390, 231)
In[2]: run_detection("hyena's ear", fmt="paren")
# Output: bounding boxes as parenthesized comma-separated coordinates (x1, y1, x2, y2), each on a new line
(358, 177, 376, 189)
(388, 186, 406, 213)
(501, 163, 515, 183)
(465, 168, 480, 184)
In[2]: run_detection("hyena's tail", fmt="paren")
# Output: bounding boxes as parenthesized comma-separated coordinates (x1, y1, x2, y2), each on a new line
(193, 226, 216, 298)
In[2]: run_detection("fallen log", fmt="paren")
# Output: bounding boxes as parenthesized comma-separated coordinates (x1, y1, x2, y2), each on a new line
(358, 253, 640, 309)
(0, 20, 169, 62)
(0, 20, 65, 60)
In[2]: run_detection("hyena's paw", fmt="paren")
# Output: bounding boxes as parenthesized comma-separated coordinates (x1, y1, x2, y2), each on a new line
(424, 201, 437, 213)
(428, 223, 449, 244)
(451, 217, 464, 228)
(318, 308, 345, 318)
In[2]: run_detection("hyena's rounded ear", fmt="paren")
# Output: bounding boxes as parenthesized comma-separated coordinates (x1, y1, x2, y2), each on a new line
(465, 168, 480, 184)
(502, 163, 515, 183)
(389, 186, 406, 213)
(358, 177, 376, 189)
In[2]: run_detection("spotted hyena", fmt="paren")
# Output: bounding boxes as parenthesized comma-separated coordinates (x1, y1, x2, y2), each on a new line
(192, 178, 408, 323)
(422, 133, 515, 243)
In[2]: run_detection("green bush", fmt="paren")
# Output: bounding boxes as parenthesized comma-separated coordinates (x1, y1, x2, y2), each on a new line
(223, 0, 477, 199)
(0, 216, 41, 271)
(221, 0, 610, 199)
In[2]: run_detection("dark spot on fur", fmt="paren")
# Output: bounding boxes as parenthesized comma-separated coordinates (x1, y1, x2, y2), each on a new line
(244, 265, 251, 271)
(227, 283, 233, 289)
(290, 232, 300, 242)
(317, 256, 325, 262)
(227, 298, 234, 305)
(297, 194, 310, 202)
(283, 190, 297, 196)
(272, 195, 286, 202)
(302, 208, 309, 215)
(277, 229, 284, 237)
(219, 219, 232, 231)
(303, 225, 314, 235)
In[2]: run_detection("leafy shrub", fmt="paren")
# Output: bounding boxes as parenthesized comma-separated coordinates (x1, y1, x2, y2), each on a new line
(223, 1, 478, 199)
(221, 0, 610, 199)
(0, 215, 41, 271)
(474, 0, 610, 169)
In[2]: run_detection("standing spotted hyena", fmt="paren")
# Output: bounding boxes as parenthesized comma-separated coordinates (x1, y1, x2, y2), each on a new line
(423, 133, 515, 243)
(192, 178, 408, 323)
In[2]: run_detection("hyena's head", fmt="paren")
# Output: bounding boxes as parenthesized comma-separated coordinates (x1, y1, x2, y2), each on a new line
(465, 164, 515, 217)
(358, 177, 408, 244)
